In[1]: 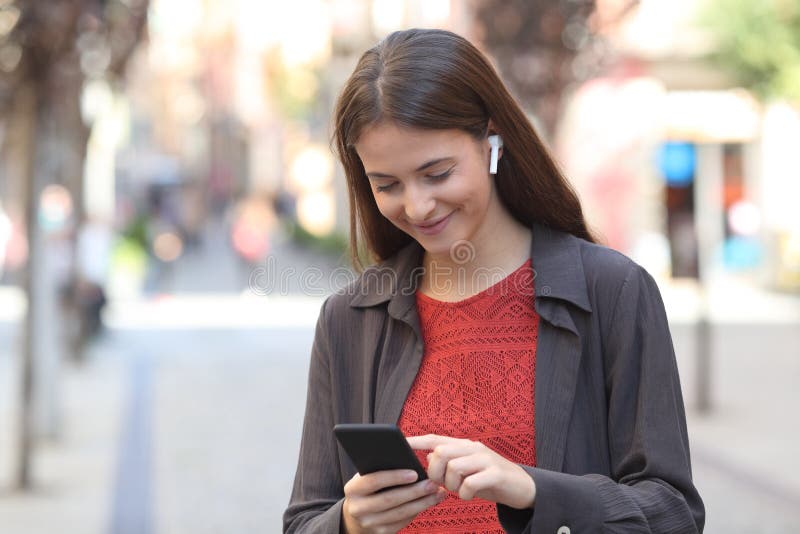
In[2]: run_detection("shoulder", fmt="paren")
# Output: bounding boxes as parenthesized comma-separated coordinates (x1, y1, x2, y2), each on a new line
(574, 237, 661, 314)
(577, 239, 640, 286)
(315, 257, 400, 326)
(530, 223, 656, 315)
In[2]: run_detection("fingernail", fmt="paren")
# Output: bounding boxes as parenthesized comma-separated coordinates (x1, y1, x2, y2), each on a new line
(424, 480, 437, 492)
(403, 470, 418, 482)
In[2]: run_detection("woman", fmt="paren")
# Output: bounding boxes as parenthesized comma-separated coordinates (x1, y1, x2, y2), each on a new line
(284, 28, 704, 533)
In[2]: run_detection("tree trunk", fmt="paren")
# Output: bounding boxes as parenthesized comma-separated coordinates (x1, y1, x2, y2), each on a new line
(15, 67, 70, 487)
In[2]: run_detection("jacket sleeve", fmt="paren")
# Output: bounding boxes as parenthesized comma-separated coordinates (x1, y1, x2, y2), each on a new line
(498, 265, 705, 533)
(283, 297, 347, 533)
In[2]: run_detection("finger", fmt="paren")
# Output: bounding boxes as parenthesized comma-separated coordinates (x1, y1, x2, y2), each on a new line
(349, 478, 439, 518)
(426, 442, 480, 484)
(458, 469, 498, 501)
(442, 455, 482, 493)
(406, 434, 452, 450)
(443, 466, 464, 493)
(344, 469, 419, 496)
(358, 486, 447, 529)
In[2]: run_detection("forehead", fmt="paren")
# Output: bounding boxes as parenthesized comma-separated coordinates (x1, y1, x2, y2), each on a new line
(355, 122, 472, 169)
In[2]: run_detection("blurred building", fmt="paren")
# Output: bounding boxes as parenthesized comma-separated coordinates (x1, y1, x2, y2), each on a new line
(558, 0, 800, 291)
(114, 0, 475, 243)
(97, 0, 800, 290)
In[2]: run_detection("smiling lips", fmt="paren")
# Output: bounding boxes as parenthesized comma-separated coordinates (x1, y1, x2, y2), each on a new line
(411, 213, 453, 235)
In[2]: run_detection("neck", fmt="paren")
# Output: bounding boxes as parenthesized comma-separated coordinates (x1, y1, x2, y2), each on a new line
(421, 216, 532, 301)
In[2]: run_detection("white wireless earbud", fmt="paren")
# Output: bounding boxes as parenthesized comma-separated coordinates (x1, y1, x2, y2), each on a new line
(488, 134, 503, 174)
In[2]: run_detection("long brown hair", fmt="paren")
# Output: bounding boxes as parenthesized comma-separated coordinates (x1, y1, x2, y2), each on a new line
(333, 28, 595, 269)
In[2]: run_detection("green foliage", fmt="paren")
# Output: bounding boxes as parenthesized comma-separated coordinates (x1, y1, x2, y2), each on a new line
(700, 0, 800, 102)
(286, 220, 348, 259)
(120, 213, 149, 251)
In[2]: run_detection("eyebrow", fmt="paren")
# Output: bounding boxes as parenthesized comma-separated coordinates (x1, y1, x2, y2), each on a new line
(365, 157, 453, 179)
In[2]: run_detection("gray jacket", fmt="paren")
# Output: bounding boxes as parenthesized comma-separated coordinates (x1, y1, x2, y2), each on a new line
(284, 223, 705, 533)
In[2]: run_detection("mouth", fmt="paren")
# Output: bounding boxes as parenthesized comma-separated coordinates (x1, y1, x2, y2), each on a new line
(411, 212, 453, 236)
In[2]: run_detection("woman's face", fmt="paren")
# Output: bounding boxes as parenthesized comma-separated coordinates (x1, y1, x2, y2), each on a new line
(355, 121, 506, 259)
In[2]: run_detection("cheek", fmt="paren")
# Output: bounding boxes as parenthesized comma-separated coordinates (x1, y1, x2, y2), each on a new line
(474, 172, 496, 203)
(373, 195, 401, 221)
(451, 175, 490, 209)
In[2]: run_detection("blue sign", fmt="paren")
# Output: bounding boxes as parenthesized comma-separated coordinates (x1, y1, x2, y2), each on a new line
(658, 142, 696, 187)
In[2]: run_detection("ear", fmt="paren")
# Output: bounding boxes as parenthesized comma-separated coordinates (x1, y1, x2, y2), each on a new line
(487, 128, 504, 175)
(487, 120, 503, 159)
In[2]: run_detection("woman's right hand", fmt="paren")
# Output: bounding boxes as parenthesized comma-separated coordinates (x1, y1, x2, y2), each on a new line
(342, 470, 447, 533)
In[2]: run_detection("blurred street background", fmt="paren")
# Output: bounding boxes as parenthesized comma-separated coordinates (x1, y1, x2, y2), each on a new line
(1, 0, 799, 532)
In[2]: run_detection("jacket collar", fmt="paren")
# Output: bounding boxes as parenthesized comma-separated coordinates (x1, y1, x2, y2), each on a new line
(348, 222, 592, 316)
(529, 223, 591, 313)
(348, 240, 423, 322)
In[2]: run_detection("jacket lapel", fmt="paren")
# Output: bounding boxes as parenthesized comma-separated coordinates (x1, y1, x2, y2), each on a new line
(532, 300, 583, 471)
(373, 312, 424, 425)
(350, 243, 426, 426)
(530, 224, 592, 472)
(377, 261, 425, 425)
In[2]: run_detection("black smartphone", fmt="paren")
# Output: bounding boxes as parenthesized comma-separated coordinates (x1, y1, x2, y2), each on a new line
(333, 424, 427, 483)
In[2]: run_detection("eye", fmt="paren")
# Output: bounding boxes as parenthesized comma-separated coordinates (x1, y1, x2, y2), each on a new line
(428, 167, 454, 181)
(375, 182, 397, 193)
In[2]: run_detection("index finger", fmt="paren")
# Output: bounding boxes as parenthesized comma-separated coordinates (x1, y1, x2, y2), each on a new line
(406, 434, 455, 451)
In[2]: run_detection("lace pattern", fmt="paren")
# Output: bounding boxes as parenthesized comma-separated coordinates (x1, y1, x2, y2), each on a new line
(397, 260, 538, 533)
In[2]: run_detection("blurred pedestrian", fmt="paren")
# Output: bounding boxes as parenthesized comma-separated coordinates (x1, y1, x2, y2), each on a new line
(285, 29, 704, 533)
(71, 217, 112, 355)
(229, 194, 275, 265)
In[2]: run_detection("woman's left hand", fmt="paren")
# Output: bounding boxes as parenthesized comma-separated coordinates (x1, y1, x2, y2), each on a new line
(406, 434, 536, 510)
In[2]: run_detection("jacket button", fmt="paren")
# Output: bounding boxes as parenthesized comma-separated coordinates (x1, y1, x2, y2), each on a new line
(557, 527, 571, 534)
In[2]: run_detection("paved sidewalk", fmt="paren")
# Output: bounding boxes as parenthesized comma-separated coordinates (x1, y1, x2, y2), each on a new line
(0, 302, 317, 534)
(0, 326, 125, 534)
(673, 323, 800, 532)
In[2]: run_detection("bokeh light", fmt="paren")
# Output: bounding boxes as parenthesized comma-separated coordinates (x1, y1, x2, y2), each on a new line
(152, 231, 184, 262)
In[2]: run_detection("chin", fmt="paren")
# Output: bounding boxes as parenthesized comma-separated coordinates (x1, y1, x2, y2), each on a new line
(418, 237, 460, 259)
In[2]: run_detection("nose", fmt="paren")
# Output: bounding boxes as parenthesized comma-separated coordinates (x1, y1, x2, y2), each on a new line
(403, 183, 436, 222)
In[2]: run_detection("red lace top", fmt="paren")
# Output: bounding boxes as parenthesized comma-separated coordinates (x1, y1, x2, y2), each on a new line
(397, 259, 538, 533)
